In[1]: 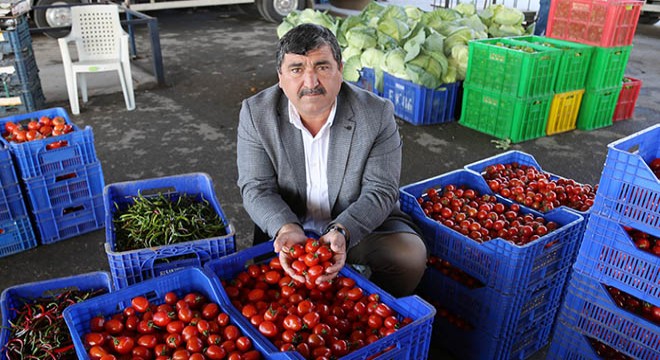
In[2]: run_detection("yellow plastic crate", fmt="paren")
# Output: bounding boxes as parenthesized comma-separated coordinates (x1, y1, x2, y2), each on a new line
(546, 89, 585, 135)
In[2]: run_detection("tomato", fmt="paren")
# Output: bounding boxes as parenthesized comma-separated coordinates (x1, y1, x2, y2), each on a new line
(207, 333, 222, 346)
(346, 287, 364, 301)
(85, 332, 105, 347)
(89, 345, 108, 360)
(217, 313, 230, 327)
(131, 296, 151, 313)
(166, 333, 183, 348)
(177, 306, 194, 323)
(137, 319, 157, 334)
(189, 354, 205, 360)
(182, 324, 199, 341)
(236, 336, 253, 352)
(258, 320, 278, 338)
(112, 336, 135, 355)
(205, 344, 227, 360)
(184, 292, 206, 309)
(247, 288, 265, 302)
(171, 349, 190, 360)
(152, 310, 172, 327)
(154, 344, 169, 356)
(374, 303, 393, 318)
(263, 270, 281, 285)
(243, 349, 262, 360)
(201, 302, 220, 319)
(296, 343, 311, 358)
(132, 345, 152, 359)
(367, 314, 383, 329)
(283, 314, 302, 331)
(269, 256, 282, 269)
(136, 334, 158, 349)
(302, 311, 320, 329)
(383, 315, 399, 329)
(99, 355, 117, 360)
(307, 333, 326, 348)
(289, 244, 305, 259)
(221, 340, 237, 353)
(312, 346, 332, 358)
(163, 291, 178, 305)
(305, 238, 320, 254)
(104, 318, 124, 335)
(316, 245, 333, 262)
(224, 324, 240, 341)
(166, 319, 185, 334)
(186, 335, 205, 353)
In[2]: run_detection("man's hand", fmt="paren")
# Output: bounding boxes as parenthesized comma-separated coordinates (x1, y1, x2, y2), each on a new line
(273, 223, 307, 283)
(316, 228, 347, 284)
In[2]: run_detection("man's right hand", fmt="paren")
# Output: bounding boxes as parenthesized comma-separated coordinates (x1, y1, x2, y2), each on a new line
(273, 223, 307, 283)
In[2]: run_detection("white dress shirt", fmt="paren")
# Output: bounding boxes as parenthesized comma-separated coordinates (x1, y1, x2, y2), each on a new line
(288, 99, 338, 234)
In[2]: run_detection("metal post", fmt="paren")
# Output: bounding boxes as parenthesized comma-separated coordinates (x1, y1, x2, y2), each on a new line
(147, 19, 166, 86)
(126, 11, 138, 58)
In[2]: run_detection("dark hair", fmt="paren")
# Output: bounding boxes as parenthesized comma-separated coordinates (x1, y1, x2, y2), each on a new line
(276, 24, 342, 73)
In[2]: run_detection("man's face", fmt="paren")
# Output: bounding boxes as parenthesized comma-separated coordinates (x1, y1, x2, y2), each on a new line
(278, 44, 343, 119)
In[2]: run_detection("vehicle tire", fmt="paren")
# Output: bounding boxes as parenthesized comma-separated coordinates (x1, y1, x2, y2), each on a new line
(33, 0, 81, 39)
(638, 13, 660, 25)
(255, 0, 305, 23)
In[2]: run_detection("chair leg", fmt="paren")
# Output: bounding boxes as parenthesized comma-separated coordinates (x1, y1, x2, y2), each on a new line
(121, 62, 135, 111)
(79, 73, 88, 103)
(69, 71, 81, 115)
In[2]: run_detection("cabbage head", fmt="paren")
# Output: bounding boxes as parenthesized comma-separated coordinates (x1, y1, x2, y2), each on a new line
(455, 2, 476, 17)
(342, 46, 363, 61)
(381, 48, 409, 80)
(346, 26, 378, 50)
(377, 17, 410, 44)
(343, 55, 362, 82)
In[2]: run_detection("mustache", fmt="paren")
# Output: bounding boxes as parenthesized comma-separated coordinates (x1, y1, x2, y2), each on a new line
(298, 86, 326, 98)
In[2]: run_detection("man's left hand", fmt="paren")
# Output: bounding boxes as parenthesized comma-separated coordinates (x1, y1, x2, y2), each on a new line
(316, 230, 347, 284)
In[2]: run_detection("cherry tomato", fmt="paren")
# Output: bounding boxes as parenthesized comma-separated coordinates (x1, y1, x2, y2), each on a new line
(258, 320, 278, 338)
(112, 336, 135, 355)
(205, 344, 227, 360)
(104, 318, 124, 335)
(235, 336, 253, 352)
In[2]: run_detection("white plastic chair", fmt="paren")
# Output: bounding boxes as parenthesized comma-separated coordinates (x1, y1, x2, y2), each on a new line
(58, 4, 135, 115)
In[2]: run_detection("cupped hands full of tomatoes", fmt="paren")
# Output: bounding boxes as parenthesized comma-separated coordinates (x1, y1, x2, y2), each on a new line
(220, 256, 413, 360)
(2, 116, 74, 144)
(482, 162, 597, 212)
(417, 184, 559, 246)
(286, 237, 336, 288)
(82, 292, 262, 360)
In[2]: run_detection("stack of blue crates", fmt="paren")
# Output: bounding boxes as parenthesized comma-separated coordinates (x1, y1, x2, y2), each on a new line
(547, 124, 660, 359)
(0, 107, 105, 245)
(0, 15, 46, 116)
(400, 168, 584, 359)
(0, 144, 36, 258)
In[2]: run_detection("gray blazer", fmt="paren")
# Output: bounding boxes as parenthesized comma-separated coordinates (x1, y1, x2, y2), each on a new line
(237, 82, 418, 247)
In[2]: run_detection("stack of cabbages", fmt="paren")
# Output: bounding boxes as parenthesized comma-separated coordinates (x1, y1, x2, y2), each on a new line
(277, 2, 529, 92)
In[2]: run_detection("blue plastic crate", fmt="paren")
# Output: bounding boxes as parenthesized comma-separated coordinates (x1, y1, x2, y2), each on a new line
(547, 319, 643, 360)
(555, 271, 660, 360)
(0, 271, 112, 360)
(0, 108, 98, 179)
(0, 147, 27, 221)
(204, 241, 436, 360)
(23, 161, 104, 211)
(383, 72, 459, 125)
(0, 16, 32, 55)
(33, 193, 104, 245)
(62, 268, 286, 360)
(418, 263, 568, 340)
(464, 150, 593, 257)
(429, 301, 558, 360)
(592, 124, 660, 238)
(573, 213, 660, 307)
(400, 169, 584, 295)
(0, 216, 36, 259)
(104, 173, 236, 289)
(350, 67, 381, 96)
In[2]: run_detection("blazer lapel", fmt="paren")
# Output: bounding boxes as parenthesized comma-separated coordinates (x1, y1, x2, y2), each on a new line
(278, 94, 307, 198)
(327, 89, 356, 209)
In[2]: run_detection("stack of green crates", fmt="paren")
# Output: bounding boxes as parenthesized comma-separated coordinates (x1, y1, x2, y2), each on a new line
(512, 36, 593, 135)
(459, 38, 561, 143)
(577, 46, 632, 130)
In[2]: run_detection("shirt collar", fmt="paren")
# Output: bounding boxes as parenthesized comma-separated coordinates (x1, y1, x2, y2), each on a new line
(288, 99, 338, 136)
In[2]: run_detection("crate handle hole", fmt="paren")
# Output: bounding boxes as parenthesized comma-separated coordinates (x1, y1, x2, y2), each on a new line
(624, 144, 639, 154)
(544, 240, 559, 249)
(55, 172, 78, 182)
(62, 204, 85, 215)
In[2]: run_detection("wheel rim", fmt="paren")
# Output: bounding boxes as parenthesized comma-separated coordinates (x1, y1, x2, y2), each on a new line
(273, 0, 297, 16)
(45, 2, 72, 28)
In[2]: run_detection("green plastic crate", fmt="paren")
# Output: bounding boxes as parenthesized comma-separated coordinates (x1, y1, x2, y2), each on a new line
(585, 46, 632, 90)
(459, 84, 553, 143)
(576, 86, 620, 131)
(465, 38, 562, 98)
(513, 36, 594, 92)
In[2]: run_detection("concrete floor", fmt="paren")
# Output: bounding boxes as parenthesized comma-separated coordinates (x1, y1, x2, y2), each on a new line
(0, 4, 659, 359)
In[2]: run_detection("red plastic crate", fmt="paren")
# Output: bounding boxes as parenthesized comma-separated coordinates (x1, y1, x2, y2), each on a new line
(546, 0, 643, 47)
(613, 76, 642, 122)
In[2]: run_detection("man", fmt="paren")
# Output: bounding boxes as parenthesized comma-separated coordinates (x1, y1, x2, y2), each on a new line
(535, 0, 551, 36)
(236, 24, 426, 297)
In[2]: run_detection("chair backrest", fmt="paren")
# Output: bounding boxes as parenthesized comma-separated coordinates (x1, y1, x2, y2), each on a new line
(70, 5, 125, 62)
